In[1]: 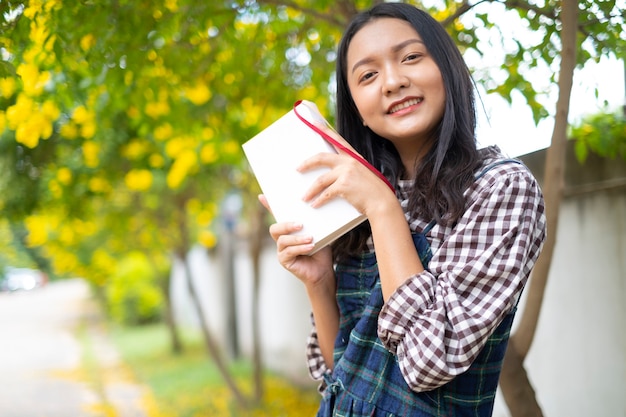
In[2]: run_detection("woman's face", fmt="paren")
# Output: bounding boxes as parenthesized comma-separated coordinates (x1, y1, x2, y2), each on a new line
(346, 18, 446, 157)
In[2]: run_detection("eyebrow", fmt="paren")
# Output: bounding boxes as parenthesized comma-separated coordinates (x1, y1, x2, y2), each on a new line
(351, 39, 424, 74)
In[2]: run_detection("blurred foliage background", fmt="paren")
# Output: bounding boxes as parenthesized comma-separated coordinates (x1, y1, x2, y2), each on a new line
(1, 0, 623, 318)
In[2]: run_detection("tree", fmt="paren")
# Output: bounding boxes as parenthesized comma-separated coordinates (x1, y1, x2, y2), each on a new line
(499, 1, 578, 415)
(570, 110, 626, 163)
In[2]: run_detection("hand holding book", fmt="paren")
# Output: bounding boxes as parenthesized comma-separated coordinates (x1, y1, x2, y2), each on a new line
(242, 100, 391, 255)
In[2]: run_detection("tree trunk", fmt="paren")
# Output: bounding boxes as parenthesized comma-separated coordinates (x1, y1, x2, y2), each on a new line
(175, 199, 249, 408)
(249, 202, 267, 402)
(179, 252, 249, 408)
(219, 219, 240, 360)
(160, 267, 183, 355)
(500, 0, 579, 415)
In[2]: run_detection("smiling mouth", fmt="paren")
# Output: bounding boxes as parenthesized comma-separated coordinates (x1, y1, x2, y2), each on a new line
(388, 98, 423, 114)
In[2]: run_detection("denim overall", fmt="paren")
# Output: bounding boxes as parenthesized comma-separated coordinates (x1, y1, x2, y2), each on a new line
(317, 160, 520, 417)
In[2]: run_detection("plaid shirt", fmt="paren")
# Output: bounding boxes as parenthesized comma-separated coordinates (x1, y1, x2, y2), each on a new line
(307, 154, 546, 392)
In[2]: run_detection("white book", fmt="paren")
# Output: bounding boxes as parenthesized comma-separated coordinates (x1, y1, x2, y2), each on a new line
(242, 101, 367, 255)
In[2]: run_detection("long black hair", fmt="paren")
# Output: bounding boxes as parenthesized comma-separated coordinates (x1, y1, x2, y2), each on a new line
(333, 3, 490, 258)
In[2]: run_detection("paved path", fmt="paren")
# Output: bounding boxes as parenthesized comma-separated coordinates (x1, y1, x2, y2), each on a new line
(0, 279, 149, 417)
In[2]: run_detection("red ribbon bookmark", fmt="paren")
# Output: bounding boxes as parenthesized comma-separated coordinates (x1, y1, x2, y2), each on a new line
(292, 100, 395, 192)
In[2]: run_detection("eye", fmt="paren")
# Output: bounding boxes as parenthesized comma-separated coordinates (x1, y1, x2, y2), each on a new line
(403, 53, 422, 63)
(359, 71, 377, 83)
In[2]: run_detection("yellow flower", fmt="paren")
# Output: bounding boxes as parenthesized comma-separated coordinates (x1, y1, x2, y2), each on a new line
(124, 71, 134, 86)
(186, 198, 201, 213)
(149, 154, 165, 168)
(23, 0, 44, 19)
(165, 0, 178, 12)
(17, 63, 49, 96)
(48, 179, 62, 198)
(223, 73, 236, 85)
(123, 139, 148, 160)
(29, 20, 49, 49)
(92, 249, 116, 273)
(41, 100, 60, 120)
(166, 150, 197, 189)
(57, 167, 72, 185)
(18, 110, 53, 146)
(6, 94, 35, 129)
(154, 123, 173, 141)
(88, 177, 111, 193)
(81, 120, 97, 138)
(285, 7, 302, 20)
(125, 169, 153, 191)
(43, 34, 56, 53)
(216, 49, 233, 63)
(16, 120, 41, 148)
(82, 141, 100, 168)
(127, 106, 140, 119)
(222, 140, 240, 156)
(80, 34, 95, 52)
(147, 50, 158, 61)
(60, 123, 79, 139)
(197, 209, 214, 227)
(25, 215, 49, 247)
(52, 251, 79, 275)
(0, 111, 6, 133)
(145, 100, 170, 119)
(241, 97, 263, 127)
(165, 135, 195, 159)
(202, 127, 214, 141)
(184, 82, 212, 106)
(198, 230, 217, 248)
(59, 225, 75, 245)
(0, 77, 17, 99)
(72, 105, 94, 124)
(200, 143, 217, 164)
(298, 85, 318, 101)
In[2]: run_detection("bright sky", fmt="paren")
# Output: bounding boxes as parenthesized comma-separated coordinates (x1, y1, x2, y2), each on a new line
(476, 56, 625, 157)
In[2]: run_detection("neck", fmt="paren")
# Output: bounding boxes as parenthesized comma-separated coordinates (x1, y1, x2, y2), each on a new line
(396, 139, 433, 180)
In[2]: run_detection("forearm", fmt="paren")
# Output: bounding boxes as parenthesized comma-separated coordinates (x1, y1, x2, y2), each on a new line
(367, 196, 424, 301)
(305, 275, 339, 370)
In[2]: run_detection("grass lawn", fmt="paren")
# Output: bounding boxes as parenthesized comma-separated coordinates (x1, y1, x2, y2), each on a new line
(109, 323, 321, 417)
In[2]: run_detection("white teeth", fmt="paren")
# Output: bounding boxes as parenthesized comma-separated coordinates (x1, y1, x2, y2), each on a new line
(389, 98, 422, 114)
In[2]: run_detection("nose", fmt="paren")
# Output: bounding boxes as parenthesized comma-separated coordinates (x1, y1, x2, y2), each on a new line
(382, 65, 409, 95)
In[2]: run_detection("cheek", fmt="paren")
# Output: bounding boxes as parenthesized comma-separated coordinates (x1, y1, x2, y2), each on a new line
(430, 76, 446, 115)
(350, 89, 375, 120)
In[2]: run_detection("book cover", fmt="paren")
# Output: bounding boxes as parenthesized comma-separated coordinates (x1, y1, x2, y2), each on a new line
(242, 101, 367, 255)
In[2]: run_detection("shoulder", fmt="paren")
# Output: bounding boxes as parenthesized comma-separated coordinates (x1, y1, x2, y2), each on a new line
(464, 147, 544, 207)
(474, 147, 539, 188)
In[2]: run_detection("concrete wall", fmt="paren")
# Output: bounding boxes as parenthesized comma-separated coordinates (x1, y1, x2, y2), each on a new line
(171, 143, 626, 414)
(491, 146, 626, 416)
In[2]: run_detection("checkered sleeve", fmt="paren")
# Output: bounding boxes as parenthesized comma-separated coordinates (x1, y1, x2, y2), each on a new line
(377, 161, 546, 392)
(306, 313, 330, 382)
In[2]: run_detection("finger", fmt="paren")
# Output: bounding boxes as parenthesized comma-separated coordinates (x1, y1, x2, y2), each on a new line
(268, 221, 304, 241)
(297, 152, 340, 174)
(301, 169, 337, 203)
(258, 194, 272, 214)
(276, 234, 314, 256)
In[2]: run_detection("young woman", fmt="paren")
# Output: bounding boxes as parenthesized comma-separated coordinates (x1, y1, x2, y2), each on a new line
(263, 3, 546, 416)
